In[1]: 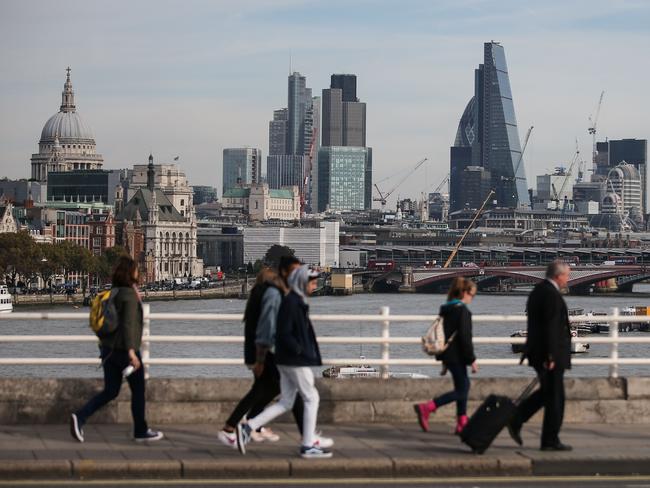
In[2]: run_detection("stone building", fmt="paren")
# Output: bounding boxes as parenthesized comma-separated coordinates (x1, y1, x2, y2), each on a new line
(118, 155, 202, 282)
(31, 68, 104, 182)
(222, 184, 300, 222)
(0, 202, 17, 234)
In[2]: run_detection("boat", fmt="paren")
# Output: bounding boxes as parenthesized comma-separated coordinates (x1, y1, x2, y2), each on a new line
(322, 364, 429, 379)
(0, 285, 13, 313)
(510, 329, 589, 354)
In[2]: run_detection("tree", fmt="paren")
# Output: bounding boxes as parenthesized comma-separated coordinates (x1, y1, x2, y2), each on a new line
(36, 243, 62, 291)
(263, 245, 295, 269)
(96, 246, 129, 283)
(0, 231, 38, 287)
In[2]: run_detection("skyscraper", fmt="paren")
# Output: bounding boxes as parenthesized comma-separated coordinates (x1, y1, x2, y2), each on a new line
(321, 75, 366, 147)
(449, 41, 528, 210)
(268, 108, 288, 156)
(330, 74, 358, 102)
(222, 148, 261, 195)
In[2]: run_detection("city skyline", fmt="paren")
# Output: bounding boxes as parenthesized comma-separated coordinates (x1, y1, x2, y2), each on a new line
(0, 1, 649, 207)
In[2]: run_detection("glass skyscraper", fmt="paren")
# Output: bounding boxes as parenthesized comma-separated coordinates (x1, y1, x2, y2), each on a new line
(449, 41, 528, 210)
(317, 146, 369, 212)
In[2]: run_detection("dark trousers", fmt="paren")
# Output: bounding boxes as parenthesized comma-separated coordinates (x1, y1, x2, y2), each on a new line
(434, 363, 470, 416)
(514, 366, 565, 447)
(225, 353, 304, 433)
(76, 347, 148, 436)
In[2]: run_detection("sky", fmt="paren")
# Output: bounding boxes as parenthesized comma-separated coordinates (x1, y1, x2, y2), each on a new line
(0, 0, 648, 208)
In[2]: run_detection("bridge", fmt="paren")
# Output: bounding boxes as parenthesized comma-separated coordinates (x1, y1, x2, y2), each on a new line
(408, 265, 650, 294)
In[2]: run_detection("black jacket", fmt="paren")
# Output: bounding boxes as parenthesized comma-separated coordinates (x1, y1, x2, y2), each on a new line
(524, 280, 572, 370)
(275, 291, 322, 367)
(102, 287, 142, 351)
(436, 301, 476, 366)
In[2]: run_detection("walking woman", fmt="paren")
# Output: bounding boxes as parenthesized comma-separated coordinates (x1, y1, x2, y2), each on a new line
(70, 256, 163, 443)
(414, 277, 478, 434)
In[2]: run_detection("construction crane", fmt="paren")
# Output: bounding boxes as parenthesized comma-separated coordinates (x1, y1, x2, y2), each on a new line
(557, 195, 569, 249)
(501, 126, 533, 183)
(588, 91, 605, 176)
(551, 141, 581, 209)
(443, 189, 495, 268)
(373, 158, 427, 209)
(431, 173, 449, 194)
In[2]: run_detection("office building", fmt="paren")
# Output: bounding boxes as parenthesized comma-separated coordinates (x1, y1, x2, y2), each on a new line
(222, 148, 261, 195)
(321, 75, 366, 147)
(606, 163, 642, 219)
(449, 147, 472, 212)
(330, 74, 358, 102)
(222, 184, 300, 222)
(450, 42, 528, 209)
(47, 170, 124, 205)
(0, 178, 47, 206)
(609, 139, 647, 213)
(192, 186, 218, 205)
(459, 166, 492, 210)
(317, 146, 371, 212)
(269, 108, 288, 156)
(243, 221, 339, 267)
(266, 155, 307, 190)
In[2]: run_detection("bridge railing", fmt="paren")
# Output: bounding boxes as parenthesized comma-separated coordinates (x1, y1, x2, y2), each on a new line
(0, 306, 645, 379)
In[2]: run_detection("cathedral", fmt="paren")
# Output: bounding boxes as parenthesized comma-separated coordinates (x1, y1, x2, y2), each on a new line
(30, 68, 104, 182)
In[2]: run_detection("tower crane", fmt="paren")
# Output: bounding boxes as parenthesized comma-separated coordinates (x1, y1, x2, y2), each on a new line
(588, 91, 605, 175)
(373, 158, 427, 209)
(551, 140, 581, 209)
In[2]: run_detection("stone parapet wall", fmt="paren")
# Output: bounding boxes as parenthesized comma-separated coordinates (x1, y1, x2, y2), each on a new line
(1, 377, 647, 424)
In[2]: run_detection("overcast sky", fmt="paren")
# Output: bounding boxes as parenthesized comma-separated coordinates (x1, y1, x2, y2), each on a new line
(0, 0, 648, 207)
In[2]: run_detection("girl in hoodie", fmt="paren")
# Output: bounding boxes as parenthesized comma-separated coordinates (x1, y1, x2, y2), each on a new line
(414, 277, 478, 434)
(236, 265, 333, 459)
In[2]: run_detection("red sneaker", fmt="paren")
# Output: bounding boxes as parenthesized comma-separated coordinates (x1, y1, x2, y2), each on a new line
(413, 402, 436, 432)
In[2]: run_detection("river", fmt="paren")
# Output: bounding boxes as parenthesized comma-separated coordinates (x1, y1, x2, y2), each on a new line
(2, 287, 650, 379)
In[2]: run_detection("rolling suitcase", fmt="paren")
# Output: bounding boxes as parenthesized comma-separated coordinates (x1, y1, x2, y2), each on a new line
(460, 379, 537, 454)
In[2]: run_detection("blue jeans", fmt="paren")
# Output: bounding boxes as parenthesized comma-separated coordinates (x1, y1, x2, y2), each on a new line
(434, 363, 470, 416)
(76, 346, 148, 436)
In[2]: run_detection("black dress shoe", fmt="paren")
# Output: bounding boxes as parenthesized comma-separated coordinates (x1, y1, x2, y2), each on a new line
(541, 443, 572, 451)
(507, 421, 523, 446)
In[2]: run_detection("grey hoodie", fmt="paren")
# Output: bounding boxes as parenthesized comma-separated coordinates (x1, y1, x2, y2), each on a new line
(287, 265, 314, 300)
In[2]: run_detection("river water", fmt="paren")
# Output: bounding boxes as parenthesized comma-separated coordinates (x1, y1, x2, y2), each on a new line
(2, 287, 650, 379)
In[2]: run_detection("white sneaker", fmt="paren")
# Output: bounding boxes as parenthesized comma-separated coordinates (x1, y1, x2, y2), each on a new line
(217, 430, 238, 449)
(134, 429, 164, 442)
(314, 433, 334, 449)
(251, 427, 280, 443)
(301, 444, 333, 459)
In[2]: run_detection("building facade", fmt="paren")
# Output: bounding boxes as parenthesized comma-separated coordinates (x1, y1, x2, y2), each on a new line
(317, 146, 371, 212)
(192, 185, 218, 205)
(31, 68, 104, 182)
(222, 148, 261, 195)
(47, 169, 125, 205)
(0, 203, 17, 234)
(118, 156, 201, 282)
(222, 184, 300, 222)
(450, 42, 528, 209)
(243, 221, 339, 267)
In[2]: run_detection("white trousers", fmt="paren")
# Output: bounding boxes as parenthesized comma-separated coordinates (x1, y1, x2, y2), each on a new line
(247, 365, 320, 447)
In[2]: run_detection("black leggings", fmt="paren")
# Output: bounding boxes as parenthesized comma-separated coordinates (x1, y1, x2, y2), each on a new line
(225, 353, 304, 432)
(76, 347, 148, 436)
(433, 363, 470, 416)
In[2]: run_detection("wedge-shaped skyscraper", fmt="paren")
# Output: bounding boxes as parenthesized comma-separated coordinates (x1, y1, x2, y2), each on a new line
(450, 41, 528, 211)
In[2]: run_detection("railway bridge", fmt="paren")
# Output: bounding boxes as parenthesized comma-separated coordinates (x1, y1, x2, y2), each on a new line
(406, 265, 650, 294)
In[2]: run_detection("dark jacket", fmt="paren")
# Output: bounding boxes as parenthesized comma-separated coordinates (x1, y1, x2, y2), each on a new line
(524, 280, 572, 370)
(243, 276, 284, 365)
(101, 286, 143, 351)
(274, 291, 322, 367)
(436, 300, 476, 366)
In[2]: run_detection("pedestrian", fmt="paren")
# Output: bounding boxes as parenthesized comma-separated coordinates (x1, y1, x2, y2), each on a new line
(236, 265, 333, 459)
(70, 256, 163, 443)
(507, 261, 572, 451)
(413, 277, 478, 435)
(217, 260, 303, 447)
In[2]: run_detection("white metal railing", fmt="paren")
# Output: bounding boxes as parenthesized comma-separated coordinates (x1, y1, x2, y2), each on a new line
(0, 306, 648, 379)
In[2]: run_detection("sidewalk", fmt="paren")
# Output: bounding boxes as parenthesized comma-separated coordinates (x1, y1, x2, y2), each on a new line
(1, 422, 649, 480)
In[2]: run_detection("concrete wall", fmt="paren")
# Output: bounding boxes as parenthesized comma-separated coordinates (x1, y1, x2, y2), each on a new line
(1, 377, 648, 425)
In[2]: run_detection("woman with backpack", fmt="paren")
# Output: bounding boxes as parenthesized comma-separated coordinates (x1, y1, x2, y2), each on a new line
(70, 256, 163, 443)
(414, 277, 478, 435)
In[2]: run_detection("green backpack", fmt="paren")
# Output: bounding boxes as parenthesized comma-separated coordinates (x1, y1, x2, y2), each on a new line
(89, 289, 120, 338)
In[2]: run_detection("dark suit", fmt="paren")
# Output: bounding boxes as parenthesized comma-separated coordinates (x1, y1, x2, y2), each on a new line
(515, 279, 571, 448)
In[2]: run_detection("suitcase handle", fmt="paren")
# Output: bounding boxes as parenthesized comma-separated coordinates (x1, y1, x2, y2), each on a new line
(515, 378, 539, 406)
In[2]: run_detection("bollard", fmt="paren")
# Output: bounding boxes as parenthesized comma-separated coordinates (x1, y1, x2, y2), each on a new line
(609, 306, 619, 378)
(380, 306, 390, 379)
(142, 303, 151, 380)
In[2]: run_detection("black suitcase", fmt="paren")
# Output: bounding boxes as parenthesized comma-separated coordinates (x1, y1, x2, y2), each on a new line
(460, 380, 537, 454)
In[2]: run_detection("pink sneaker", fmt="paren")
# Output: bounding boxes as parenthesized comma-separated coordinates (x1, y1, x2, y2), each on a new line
(413, 401, 436, 432)
(455, 415, 469, 435)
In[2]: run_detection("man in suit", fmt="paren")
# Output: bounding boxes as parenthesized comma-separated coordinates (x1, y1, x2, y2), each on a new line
(507, 261, 572, 451)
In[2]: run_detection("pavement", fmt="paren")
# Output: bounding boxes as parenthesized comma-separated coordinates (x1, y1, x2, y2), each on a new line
(1, 422, 650, 481)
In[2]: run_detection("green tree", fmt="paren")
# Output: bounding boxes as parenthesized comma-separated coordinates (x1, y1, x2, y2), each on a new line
(263, 244, 295, 269)
(0, 231, 38, 287)
(96, 246, 129, 283)
(36, 242, 62, 291)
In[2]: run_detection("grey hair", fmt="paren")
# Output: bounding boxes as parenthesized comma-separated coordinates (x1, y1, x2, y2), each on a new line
(546, 260, 569, 279)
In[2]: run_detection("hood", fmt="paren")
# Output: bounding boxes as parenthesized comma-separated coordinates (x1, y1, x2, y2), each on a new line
(287, 265, 318, 299)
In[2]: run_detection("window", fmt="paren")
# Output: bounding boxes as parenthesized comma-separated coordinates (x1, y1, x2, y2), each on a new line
(93, 238, 101, 247)
(96, 227, 102, 235)
(180, 199, 184, 206)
